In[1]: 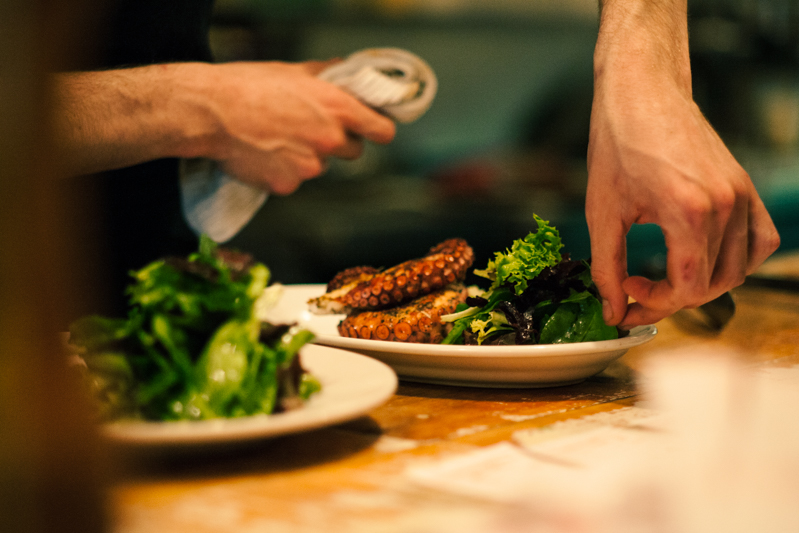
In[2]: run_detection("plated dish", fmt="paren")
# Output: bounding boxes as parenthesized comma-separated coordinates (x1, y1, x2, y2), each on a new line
(102, 344, 398, 447)
(262, 285, 658, 388)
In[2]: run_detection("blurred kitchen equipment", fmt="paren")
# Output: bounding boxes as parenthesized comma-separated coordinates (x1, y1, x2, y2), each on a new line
(745, 273, 799, 292)
(642, 256, 736, 332)
(674, 291, 737, 332)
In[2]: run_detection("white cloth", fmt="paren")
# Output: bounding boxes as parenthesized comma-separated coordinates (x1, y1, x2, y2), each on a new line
(179, 48, 438, 243)
(318, 47, 437, 123)
(179, 158, 268, 244)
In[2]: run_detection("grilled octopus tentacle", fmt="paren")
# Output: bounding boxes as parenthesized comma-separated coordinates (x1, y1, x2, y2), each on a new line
(339, 285, 467, 344)
(326, 266, 379, 292)
(309, 238, 474, 314)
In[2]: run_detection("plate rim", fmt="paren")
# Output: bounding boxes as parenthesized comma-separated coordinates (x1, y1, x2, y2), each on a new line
(314, 325, 657, 358)
(264, 284, 658, 387)
(101, 344, 398, 447)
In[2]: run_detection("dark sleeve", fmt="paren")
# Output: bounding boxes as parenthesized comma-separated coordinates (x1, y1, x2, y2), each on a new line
(97, 0, 215, 67)
(84, 0, 216, 317)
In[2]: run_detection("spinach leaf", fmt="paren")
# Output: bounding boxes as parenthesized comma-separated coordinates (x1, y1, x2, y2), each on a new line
(539, 291, 618, 344)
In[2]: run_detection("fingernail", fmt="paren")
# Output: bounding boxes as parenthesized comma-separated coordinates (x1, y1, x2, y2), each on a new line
(602, 298, 613, 323)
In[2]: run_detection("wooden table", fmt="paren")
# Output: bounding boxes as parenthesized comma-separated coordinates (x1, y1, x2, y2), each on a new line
(110, 256, 799, 533)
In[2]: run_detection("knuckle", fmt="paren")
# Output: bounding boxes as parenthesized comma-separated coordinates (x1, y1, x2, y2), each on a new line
(315, 128, 347, 154)
(591, 270, 611, 289)
(343, 142, 364, 160)
(712, 185, 738, 216)
(589, 264, 614, 288)
(678, 191, 714, 226)
(376, 121, 397, 143)
(766, 231, 781, 254)
(299, 158, 325, 178)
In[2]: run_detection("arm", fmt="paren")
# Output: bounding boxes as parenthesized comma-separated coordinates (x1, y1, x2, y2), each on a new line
(587, 0, 780, 327)
(51, 61, 396, 194)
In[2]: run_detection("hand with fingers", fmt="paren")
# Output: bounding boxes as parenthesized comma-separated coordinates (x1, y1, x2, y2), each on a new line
(587, 0, 781, 328)
(53, 60, 397, 194)
(203, 60, 397, 194)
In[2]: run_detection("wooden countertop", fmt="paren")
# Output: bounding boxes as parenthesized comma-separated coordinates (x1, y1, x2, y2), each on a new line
(109, 255, 799, 533)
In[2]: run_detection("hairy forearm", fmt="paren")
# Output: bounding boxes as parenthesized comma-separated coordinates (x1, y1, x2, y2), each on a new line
(51, 63, 219, 176)
(595, 0, 691, 96)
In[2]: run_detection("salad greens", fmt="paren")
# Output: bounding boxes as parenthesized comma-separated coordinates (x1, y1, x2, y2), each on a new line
(474, 215, 564, 295)
(441, 215, 619, 345)
(69, 235, 320, 422)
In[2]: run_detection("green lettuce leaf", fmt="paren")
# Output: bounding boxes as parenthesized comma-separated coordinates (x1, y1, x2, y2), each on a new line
(474, 215, 563, 295)
(538, 290, 618, 344)
(69, 236, 319, 422)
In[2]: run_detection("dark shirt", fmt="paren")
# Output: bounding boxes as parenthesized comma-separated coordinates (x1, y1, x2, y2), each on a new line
(89, 0, 215, 316)
(99, 0, 215, 67)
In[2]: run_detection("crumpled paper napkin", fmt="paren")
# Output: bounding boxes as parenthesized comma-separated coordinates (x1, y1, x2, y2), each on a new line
(180, 48, 437, 243)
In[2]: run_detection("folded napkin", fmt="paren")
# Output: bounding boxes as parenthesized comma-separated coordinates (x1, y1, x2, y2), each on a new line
(180, 48, 438, 243)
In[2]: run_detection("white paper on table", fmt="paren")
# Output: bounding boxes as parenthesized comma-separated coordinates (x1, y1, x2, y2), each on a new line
(403, 350, 799, 533)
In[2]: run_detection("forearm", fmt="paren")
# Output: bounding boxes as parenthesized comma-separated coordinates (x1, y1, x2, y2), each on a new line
(595, 0, 691, 97)
(50, 60, 396, 191)
(51, 63, 219, 176)
(588, 0, 781, 327)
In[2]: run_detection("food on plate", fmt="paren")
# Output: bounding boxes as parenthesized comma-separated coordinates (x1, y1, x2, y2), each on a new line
(309, 238, 474, 314)
(338, 284, 468, 343)
(308, 238, 474, 344)
(441, 215, 621, 345)
(311, 216, 621, 346)
(68, 236, 320, 422)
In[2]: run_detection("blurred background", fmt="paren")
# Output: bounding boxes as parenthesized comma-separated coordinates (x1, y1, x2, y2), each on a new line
(2, 3, 798, 530)
(212, 0, 799, 285)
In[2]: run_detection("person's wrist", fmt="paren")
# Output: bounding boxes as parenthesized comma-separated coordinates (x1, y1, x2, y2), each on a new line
(594, 0, 692, 98)
(164, 62, 227, 161)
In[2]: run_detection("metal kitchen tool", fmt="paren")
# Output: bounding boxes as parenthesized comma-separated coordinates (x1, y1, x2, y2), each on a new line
(180, 48, 437, 243)
(641, 257, 736, 332)
(673, 291, 737, 332)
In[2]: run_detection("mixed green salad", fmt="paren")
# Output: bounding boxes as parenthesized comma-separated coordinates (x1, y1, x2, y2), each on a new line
(441, 215, 621, 345)
(68, 236, 320, 422)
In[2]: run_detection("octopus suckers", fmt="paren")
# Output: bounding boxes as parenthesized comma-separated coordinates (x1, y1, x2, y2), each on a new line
(309, 238, 475, 344)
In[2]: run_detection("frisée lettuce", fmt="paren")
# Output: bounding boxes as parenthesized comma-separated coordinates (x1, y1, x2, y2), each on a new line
(441, 216, 619, 345)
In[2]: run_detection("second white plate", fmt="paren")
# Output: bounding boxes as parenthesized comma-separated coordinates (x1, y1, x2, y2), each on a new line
(102, 344, 398, 447)
(263, 284, 657, 388)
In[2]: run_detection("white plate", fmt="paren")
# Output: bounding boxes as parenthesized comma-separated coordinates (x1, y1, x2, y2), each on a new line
(263, 284, 658, 388)
(102, 344, 397, 447)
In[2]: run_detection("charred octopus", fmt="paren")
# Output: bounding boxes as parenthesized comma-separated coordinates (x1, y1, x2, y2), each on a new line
(309, 238, 474, 343)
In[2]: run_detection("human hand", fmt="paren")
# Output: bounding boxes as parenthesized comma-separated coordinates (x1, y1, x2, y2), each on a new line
(185, 60, 396, 194)
(587, 73, 780, 328)
(52, 60, 396, 189)
(587, 0, 780, 328)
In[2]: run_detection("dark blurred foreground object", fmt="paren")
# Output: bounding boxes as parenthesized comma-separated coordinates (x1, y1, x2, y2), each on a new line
(0, 1, 111, 532)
